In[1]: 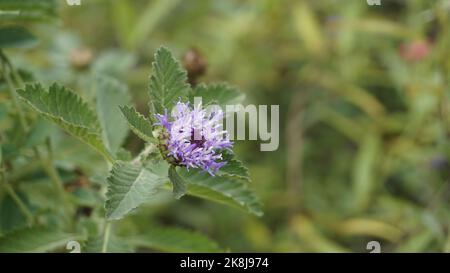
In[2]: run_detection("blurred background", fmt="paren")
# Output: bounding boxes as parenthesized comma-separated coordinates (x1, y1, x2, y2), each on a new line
(4, 0, 450, 252)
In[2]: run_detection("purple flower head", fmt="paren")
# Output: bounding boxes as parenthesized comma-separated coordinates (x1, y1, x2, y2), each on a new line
(155, 101, 233, 175)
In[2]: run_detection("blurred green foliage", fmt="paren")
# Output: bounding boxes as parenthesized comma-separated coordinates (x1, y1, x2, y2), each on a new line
(2, 0, 450, 252)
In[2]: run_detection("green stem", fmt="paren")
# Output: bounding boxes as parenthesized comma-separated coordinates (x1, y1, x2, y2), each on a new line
(2, 62, 27, 131)
(0, 173, 33, 226)
(131, 144, 156, 164)
(34, 147, 72, 214)
(102, 222, 112, 253)
(99, 145, 156, 253)
(1, 55, 72, 223)
(5, 185, 34, 225)
(7, 161, 42, 185)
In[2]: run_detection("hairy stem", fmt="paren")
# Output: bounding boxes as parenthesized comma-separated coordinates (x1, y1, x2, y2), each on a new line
(102, 221, 112, 253)
(131, 144, 156, 164)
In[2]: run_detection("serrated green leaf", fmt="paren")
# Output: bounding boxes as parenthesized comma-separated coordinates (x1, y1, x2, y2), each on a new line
(218, 152, 250, 181)
(0, 227, 82, 253)
(0, 26, 38, 49)
(120, 105, 155, 143)
(145, 159, 170, 176)
(192, 83, 245, 108)
(95, 75, 131, 154)
(105, 161, 168, 220)
(168, 165, 187, 199)
(0, 0, 57, 22)
(17, 83, 113, 162)
(115, 148, 133, 161)
(178, 169, 263, 216)
(127, 225, 221, 253)
(218, 159, 250, 181)
(148, 47, 190, 115)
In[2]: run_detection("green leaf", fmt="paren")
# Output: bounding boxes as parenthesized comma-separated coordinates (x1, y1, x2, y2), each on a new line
(92, 50, 137, 78)
(168, 166, 187, 199)
(127, 225, 221, 253)
(148, 47, 190, 115)
(218, 159, 250, 181)
(17, 83, 113, 162)
(178, 169, 263, 216)
(218, 152, 250, 181)
(0, 227, 82, 253)
(105, 161, 168, 220)
(120, 105, 154, 143)
(352, 133, 380, 211)
(192, 83, 245, 108)
(0, 0, 57, 22)
(0, 26, 38, 49)
(95, 75, 131, 154)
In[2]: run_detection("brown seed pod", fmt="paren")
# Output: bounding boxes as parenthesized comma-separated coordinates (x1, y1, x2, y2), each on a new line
(69, 47, 93, 70)
(182, 47, 207, 86)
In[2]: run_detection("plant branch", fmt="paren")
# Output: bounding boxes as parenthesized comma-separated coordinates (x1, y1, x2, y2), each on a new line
(1, 60, 28, 131)
(131, 144, 156, 165)
(102, 221, 112, 253)
(0, 171, 34, 226)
